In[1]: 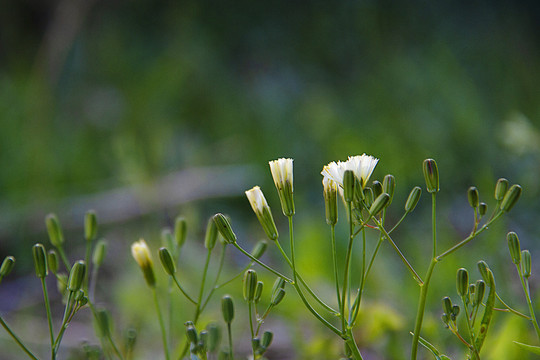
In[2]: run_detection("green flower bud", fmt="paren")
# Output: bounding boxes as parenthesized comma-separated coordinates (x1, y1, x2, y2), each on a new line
(246, 186, 279, 241)
(271, 288, 286, 306)
(405, 186, 422, 213)
(199, 330, 209, 352)
(451, 305, 460, 320)
(57, 273, 68, 295)
(269, 158, 295, 216)
(271, 277, 286, 296)
(478, 202, 488, 217)
(0, 256, 15, 279)
(92, 239, 107, 267)
(186, 325, 198, 344)
(322, 178, 338, 226)
(174, 216, 187, 248)
(125, 328, 137, 354)
(243, 269, 258, 302)
(206, 322, 221, 352)
(158, 247, 176, 275)
(456, 268, 469, 297)
(501, 184, 522, 212)
(468, 283, 475, 305)
(363, 187, 374, 209)
(47, 250, 58, 274)
(467, 187, 479, 208)
(522, 250, 532, 278)
(161, 228, 174, 252)
(74, 288, 85, 301)
(84, 210, 98, 242)
(184, 321, 194, 327)
(383, 174, 396, 204)
(204, 217, 219, 250)
(254, 281, 264, 303)
(251, 240, 268, 259)
(96, 308, 111, 337)
(442, 296, 453, 315)
(78, 295, 89, 307)
(32, 243, 48, 278)
(68, 260, 86, 292)
(221, 295, 235, 324)
(213, 214, 237, 244)
(251, 337, 261, 352)
(507, 232, 521, 265)
(261, 330, 273, 349)
(477, 261, 490, 284)
(131, 239, 155, 287)
(441, 313, 450, 326)
(369, 193, 390, 216)
(475, 280, 485, 305)
(423, 159, 439, 193)
(343, 170, 355, 203)
(494, 178, 509, 201)
(45, 213, 64, 247)
(371, 180, 383, 199)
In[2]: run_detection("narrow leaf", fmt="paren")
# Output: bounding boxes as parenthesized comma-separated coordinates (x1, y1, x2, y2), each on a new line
(513, 341, 540, 355)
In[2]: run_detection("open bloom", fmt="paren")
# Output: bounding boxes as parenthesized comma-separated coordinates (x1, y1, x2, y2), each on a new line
(269, 158, 295, 216)
(246, 186, 279, 240)
(321, 154, 379, 189)
(131, 239, 156, 287)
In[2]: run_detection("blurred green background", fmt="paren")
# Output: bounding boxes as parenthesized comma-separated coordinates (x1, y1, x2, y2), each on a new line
(1, 0, 540, 359)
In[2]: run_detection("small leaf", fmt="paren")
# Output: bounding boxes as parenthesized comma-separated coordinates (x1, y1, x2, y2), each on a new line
(513, 341, 540, 355)
(410, 332, 452, 360)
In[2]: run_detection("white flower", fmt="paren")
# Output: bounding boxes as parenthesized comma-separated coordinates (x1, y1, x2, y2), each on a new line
(321, 153, 378, 189)
(131, 239, 156, 287)
(245, 186, 268, 214)
(269, 158, 294, 191)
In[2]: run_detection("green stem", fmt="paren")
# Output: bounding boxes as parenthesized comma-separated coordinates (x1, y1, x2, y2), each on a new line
(200, 243, 227, 313)
(172, 275, 197, 305)
(517, 266, 540, 341)
(345, 328, 364, 360)
(152, 288, 170, 360)
(331, 224, 342, 311)
(40, 277, 55, 352)
(53, 291, 74, 357)
(215, 261, 254, 290)
(194, 250, 212, 323)
(232, 243, 292, 283)
(350, 226, 367, 326)
(248, 302, 254, 339)
(462, 296, 480, 360)
(495, 293, 530, 320)
(56, 246, 71, 272)
(227, 322, 234, 360)
(84, 240, 92, 293)
(0, 315, 39, 360)
(432, 194, 437, 258)
(341, 202, 354, 333)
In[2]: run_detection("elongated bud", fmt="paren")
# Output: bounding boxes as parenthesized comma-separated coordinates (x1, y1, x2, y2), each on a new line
(131, 239, 155, 287)
(199, 330, 209, 352)
(254, 281, 264, 303)
(261, 330, 273, 349)
(46, 213, 64, 247)
(174, 216, 187, 248)
(92, 240, 107, 267)
(442, 296, 453, 315)
(500, 184, 522, 212)
(322, 178, 338, 226)
(0, 256, 15, 279)
(68, 261, 86, 292)
(456, 268, 469, 297)
(479, 202, 487, 217)
(269, 158, 295, 216)
(475, 280, 485, 305)
(383, 175, 396, 204)
(221, 295, 235, 324)
(206, 322, 221, 352)
(96, 308, 111, 337)
(522, 250, 531, 278)
(205, 217, 219, 250)
(423, 159, 439, 193)
(369, 193, 390, 216)
(186, 325, 198, 344)
(271, 288, 286, 306)
(32, 243, 48, 278)
(363, 187, 374, 208)
(251, 337, 261, 353)
(78, 294, 89, 307)
(451, 305, 460, 320)
(343, 170, 355, 203)
(477, 261, 490, 283)
(405, 187, 422, 213)
(467, 187, 479, 208)
(494, 178, 509, 200)
(243, 269, 258, 302)
(246, 186, 279, 240)
(468, 283, 475, 305)
(159, 247, 176, 275)
(213, 214, 237, 244)
(84, 210, 98, 242)
(47, 250, 59, 274)
(251, 240, 268, 259)
(372, 180, 383, 199)
(272, 277, 286, 295)
(441, 313, 450, 326)
(507, 232, 521, 265)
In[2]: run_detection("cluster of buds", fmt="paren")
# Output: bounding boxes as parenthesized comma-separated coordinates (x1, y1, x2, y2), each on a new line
(184, 321, 222, 357)
(507, 231, 532, 278)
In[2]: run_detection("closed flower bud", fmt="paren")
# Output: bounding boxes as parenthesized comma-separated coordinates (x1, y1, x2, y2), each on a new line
(423, 159, 439, 193)
(467, 187, 479, 208)
(68, 260, 86, 292)
(269, 158, 295, 216)
(477, 261, 490, 284)
(442, 296, 453, 315)
(174, 216, 187, 248)
(371, 180, 383, 199)
(369, 193, 390, 216)
(452, 305, 460, 318)
(468, 284, 475, 305)
(186, 325, 198, 344)
(46, 213, 64, 247)
(131, 239, 156, 288)
(271, 277, 286, 296)
(48, 250, 59, 274)
(158, 247, 176, 275)
(245, 186, 279, 240)
(405, 186, 422, 213)
(322, 178, 338, 226)
(0, 256, 15, 279)
(205, 217, 219, 250)
(271, 288, 286, 306)
(383, 174, 396, 204)
(522, 250, 532, 278)
(501, 184, 522, 212)
(507, 232, 521, 265)
(494, 178, 509, 201)
(74, 289, 85, 301)
(84, 210, 98, 242)
(243, 269, 258, 302)
(213, 214, 237, 244)
(254, 281, 264, 303)
(199, 330, 209, 352)
(32, 243, 48, 278)
(92, 240, 107, 267)
(479, 202, 488, 217)
(78, 295, 89, 307)
(206, 322, 221, 352)
(475, 280, 485, 305)
(363, 187, 374, 208)
(161, 229, 174, 251)
(343, 170, 355, 203)
(125, 328, 137, 353)
(57, 273, 68, 295)
(251, 337, 261, 352)
(441, 313, 450, 326)
(221, 295, 235, 324)
(96, 308, 111, 337)
(456, 268, 469, 297)
(261, 330, 273, 348)
(251, 240, 268, 259)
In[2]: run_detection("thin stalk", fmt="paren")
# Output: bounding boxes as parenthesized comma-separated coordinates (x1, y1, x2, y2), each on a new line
(345, 328, 364, 360)
(331, 224, 342, 311)
(40, 277, 55, 352)
(215, 261, 254, 290)
(493, 293, 530, 319)
(194, 250, 212, 323)
(84, 240, 92, 292)
(56, 246, 71, 272)
(255, 304, 273, 336)
(350, 226, 367, 325)
(227, 322, 234, 360)
(248, 302, 255, 338)
(89, 264, 99, 302)
(462, 297, 480, 360)
(341, 201, 354, 334)
(152, 288, 170, 360)
(0, 315, 39, 360)
(87, 301, 124, 360)
(232, 243, 291, 283)
(172, 275, 197, 305)
(517, 266, 540, 341)
(432, 194, 437, 258)
(53, 291, 74, 357)
(200, 243, 227, 312)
